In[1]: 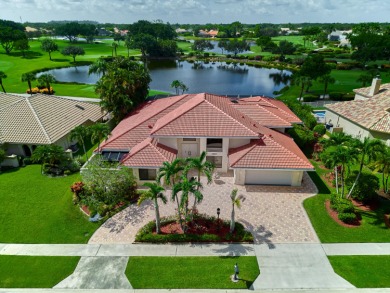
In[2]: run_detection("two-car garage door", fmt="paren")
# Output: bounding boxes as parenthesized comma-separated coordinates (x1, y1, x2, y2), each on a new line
(245, 170, 293, 186)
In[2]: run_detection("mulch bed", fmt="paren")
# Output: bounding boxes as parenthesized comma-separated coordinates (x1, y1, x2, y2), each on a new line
(351, 199, 379, 212)
(325, 200, 361, 228)
(159, 218, 231, 239)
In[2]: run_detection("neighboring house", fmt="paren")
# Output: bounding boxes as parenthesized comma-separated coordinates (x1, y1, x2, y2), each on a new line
(198, 30, 219, 38)
(327, 30, 351, 47)
(0, 93, 106, 157)
(325, 78, 390, 146)
(97, 93, 313, 186)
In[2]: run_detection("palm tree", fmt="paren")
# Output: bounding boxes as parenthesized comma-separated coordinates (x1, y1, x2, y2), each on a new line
(347, 138, 384, 198)
(320, 132, 352, 148)
(157, 159, 185, 227)
(179, 83, 189, 94)
(172, 176, 203, 233)
(37, 74, 56, 94)
(31, 145, 67, 174)
(0, 71, 7, 93)
(291, 74, 311, 102)
(112, 42, 118, 57)
(372, 145, 390, 194)
(170, 80, 182, 95)
(70, 125, 90, 161)
(89, 58, 108, 76)
(319, 74, 335, 96)
(90, 123, 110, 153)
(21, 73, 36, 95)
(138, 182, 167, 234)
(230, 188, 242, 233)
(184, 151, 214, 212)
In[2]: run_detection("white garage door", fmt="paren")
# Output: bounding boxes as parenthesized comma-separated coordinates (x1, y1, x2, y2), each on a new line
(245, 170, 293, 185)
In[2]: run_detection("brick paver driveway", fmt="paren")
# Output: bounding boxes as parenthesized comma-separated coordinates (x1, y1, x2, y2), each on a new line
(89, 172, 319, 245)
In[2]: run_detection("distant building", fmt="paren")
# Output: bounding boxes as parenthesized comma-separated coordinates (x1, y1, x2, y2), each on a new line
(328, 30, 352, 46)
(97, 28, 111, 36)
(175, 28, 188, 34)
(198, 29, 219, 38)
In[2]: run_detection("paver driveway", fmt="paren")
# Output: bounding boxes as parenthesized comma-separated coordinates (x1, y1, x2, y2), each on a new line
(89, 172, 319, 245)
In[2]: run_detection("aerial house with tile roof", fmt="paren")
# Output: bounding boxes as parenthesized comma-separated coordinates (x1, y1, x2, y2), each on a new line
(326, 78, 390, 146)
(0, 93, 106, 158)
(97, 93, 313, 186)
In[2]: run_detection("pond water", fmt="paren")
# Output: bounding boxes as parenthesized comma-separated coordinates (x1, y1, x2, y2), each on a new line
(187, 40, 254, 54)
(38, 60, 291, 97)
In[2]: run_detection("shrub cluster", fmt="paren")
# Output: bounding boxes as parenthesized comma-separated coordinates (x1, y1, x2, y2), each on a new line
(330, 194, 358, 223)
(26, 87, 54, 94)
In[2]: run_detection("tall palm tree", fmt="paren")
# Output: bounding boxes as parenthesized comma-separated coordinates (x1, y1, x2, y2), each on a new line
(0, 71, 7, 93)
(319, 74, 335, 96)
(37, 74, 56, 94)
(291, 74, 311, 102)
(230, 188, 242, 233)
(90, 123, 110, 153)
(70, 125, 90, 161)
(138, 182, 167, 234)
(157, 159, 185, 227)
(372, 145, 390, 194)
(88, 58, 108, 76)
(184, 151, 214, 212)
(170, 80, 182, 95)
(112, 42, 118, 57)
(347, 138, 384, 198)
(172, 176, 203, 233)
(21, 73, 36, 95)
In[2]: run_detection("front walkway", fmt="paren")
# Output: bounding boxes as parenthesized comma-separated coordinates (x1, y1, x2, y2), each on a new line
(89, 172, 318, 245)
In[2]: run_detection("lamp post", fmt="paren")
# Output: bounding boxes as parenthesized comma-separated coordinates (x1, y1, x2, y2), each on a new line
(217, 208, 220, 231)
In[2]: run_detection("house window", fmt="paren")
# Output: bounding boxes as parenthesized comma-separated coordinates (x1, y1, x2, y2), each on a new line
(139, 169, 157, 180)
(206, 138, 223, 152)
(206, 156, 223, 168)
(183, 138, 196, 141)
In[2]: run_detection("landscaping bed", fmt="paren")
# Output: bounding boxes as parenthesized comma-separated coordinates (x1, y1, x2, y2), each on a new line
(135, 215, 253, 243)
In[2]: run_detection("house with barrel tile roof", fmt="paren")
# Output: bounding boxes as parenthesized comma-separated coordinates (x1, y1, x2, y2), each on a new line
(97, 93, 313, 186)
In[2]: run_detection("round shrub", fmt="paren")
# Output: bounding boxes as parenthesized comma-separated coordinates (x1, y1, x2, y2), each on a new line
(313, 124, 326, 136)
(302, 94, 318, 102)
(338, 212, 357, 224)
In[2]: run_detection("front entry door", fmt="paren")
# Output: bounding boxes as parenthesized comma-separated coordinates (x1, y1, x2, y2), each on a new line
(182, 143, 198, 158)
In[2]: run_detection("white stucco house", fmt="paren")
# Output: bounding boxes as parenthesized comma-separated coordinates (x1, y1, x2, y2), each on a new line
(0, 93, 106, 160)
(325, 78, 390, 146)
(96, 93, 313, 186)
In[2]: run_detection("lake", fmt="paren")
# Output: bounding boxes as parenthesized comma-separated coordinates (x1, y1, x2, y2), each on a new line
(38, 60, 291, 97)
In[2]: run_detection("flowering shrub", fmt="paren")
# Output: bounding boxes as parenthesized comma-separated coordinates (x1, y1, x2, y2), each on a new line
(26, 87, 54, 94)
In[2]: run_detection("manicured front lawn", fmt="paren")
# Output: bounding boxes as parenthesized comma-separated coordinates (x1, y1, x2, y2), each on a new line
(304, 162, 390, 243)
(328, 256, 390, 288)
(126, 256, 259, 289)
(0, 165, 99, 243)
(0, 256, 79, 288)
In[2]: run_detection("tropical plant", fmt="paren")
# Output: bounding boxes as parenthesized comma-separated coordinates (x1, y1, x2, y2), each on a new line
(0, 71, 7, 93)
(346, 171, 379, 202)
(89, 123, 110, 153)
(21, 73, 36, 95)
(184, 151, 214, 211)
(31, 145, 67, 173)
(0, 148, 6, 172)
(37, 74, 56, 94)
(70, 125, 90, 161)
(112, 42, 118, 57)
(89, 57, 108, 76)
(172, 176, 203, 233)
(372, 145, 390, 194)
(138, 182, 167, 234)
(170, 80, 189, 95)
(230, 188, 242, 233)
(347, 138, 384, 198)
(319, 74, 335, 96)
(319, 132, 352, 148)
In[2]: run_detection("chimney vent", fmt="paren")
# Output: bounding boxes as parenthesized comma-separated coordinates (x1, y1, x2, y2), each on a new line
(369, 76, 381, 96)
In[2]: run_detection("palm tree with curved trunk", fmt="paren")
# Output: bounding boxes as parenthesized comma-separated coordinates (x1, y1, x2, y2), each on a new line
(157, 159, 185, 227)
(184, 151, 214, 212)
(172, 176, 203, 233)
(21, 73, 36, 95)
(89, 58, 108, 76)
(230, 188, 242, 233)
(372, 145, 390, 194)
(0, 71, 7, 93)
(37, 74, 56, 94)
(347, 137, 384, 198)
(70, 125, 90, 161)
(90, 123, 110, 153)
(138, 182, 167, 234)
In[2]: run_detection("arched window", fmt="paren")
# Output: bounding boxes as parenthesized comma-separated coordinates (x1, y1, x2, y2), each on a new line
(22, 145, 32, 157)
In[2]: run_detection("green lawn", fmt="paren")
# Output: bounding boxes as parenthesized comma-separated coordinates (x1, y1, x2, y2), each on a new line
(272, 35, 317, 49)
(0, 256, 79, 288)
(126, 256, 259, 289)
(0, 165, 99, 243)
(303, 161, 390, 243)
(328, 256, 390, 288)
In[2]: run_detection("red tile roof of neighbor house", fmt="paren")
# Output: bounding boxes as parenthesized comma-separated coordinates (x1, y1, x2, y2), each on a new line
(121, 138, 177, 167)
(101, 93, 312, 170)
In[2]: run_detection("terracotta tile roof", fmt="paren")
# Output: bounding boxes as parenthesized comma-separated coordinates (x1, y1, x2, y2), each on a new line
(0, 94, 104, 145)
(151, 93, 264, 137)
(100, 94, 192, 151)
(326, 84, 390, 134)
(229, 132, 314, 170)
(238, 97, 302, 124)
(121, 138, 177, 167)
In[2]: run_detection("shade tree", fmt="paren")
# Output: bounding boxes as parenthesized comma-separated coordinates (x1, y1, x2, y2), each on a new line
(40, 38, 59, 60)
(61, 46, 85, 62)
